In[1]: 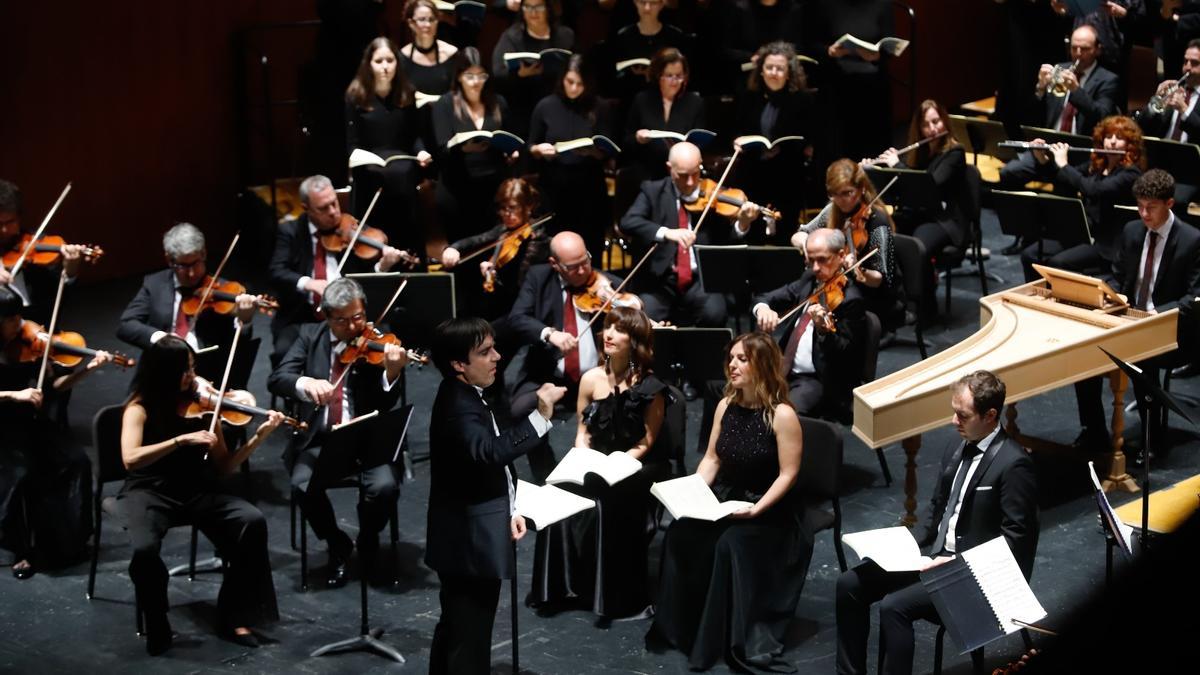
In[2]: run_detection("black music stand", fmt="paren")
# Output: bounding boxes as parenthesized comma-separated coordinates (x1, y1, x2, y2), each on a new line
(1099, 348, 1198, 554)
(309, 404, 415, 664)
(652, 327, 734, 387)
(863, 167, 940, 214)
(949, 114, 1014, 162)
(1019, 125, 1092, 148)
(346, 271, 457, 341)
(991, 189, 1091, 262)
(695, 245, 805, 329)
(1142, 137, 1200, 209)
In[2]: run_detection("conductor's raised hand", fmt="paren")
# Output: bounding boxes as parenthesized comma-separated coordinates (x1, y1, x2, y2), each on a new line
(535, 382, 568, 420)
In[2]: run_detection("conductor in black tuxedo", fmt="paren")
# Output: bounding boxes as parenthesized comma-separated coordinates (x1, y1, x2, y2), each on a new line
(425, 317, 566, 675)
(267, 174, 414, 365)
(1073, 169, 1200, 455)
(117, 222, 259, 382)
(267, 277, 408, 588)
(835, 370, 1039, 675)
(618, 141, 759, 327)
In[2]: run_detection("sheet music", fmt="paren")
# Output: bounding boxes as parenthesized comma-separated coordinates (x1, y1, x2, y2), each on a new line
(842, 526, 934, 572)
(960, 537, 1046, 635)
(650, 474, 753, 521)
(1088, 461, 1134, 555)
(546, 447, 641, 486)
(514, 480, 595, 528)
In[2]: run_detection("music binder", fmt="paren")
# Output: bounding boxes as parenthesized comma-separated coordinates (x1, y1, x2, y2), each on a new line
(920, 537, 1047, 654)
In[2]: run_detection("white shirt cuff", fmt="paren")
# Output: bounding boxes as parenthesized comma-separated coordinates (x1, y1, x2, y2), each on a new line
(150, 330, 167, 344)
(751, 302, 769, 318)
(528, 410, 553, 437)
(295, 376, 314, 402)
(654, 226, 668, 242)
(296, 276, 311, 293)
(540, 326, 553, 342)
(381, 370, 399, 391)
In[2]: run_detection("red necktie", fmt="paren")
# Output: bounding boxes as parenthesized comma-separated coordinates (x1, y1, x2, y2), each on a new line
(327, 354, 347, 426)
(1058, 97, 1076, 132)
(780, 313, 812, 374)
(563, 290, 581, 381)
(312, 236, 328, 309)
(1171, 87, 1195, 141)
(1136, 230, 1159, 310)
(675, 204, 693, 292)
(173, 297, 190, 338)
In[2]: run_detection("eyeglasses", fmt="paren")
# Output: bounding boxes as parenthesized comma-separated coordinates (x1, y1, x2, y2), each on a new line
(328, 312, 367, 327)
(411, 16, 438, 24)
(522, 3, 548, 12)
(169, 259, 205, 271)
(499, 203, 524, 213)
(462, 73, 490, 83)
(660, 73, 686, 82)
(556, 254, 592, 273)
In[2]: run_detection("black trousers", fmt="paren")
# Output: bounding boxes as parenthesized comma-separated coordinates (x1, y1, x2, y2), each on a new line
(640, 277, 727, 328)
(117, 488, 278, 628)
(836, 560, 939, 675)
(290, 441, 398, 553)
(429, 573, 502, 675)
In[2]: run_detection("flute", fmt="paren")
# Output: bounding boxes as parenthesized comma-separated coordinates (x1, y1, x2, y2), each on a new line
(861, 131, 947, 167)
(998, 141, 1126, 156)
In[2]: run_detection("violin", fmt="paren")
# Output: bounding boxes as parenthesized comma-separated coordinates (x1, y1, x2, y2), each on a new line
(339, 323, 430, 368)
(181, 276, 279, 316)
(4, 320, 135, 369)
(483, 222, 537, 293)
(2, 233, 103, 269)
(181, 378, 307, 431)
(572, 271, 642, 314)
(684, 178, 782, 222)
(846, 202, 871, 252)
(319, 214, 419, 267)
(805, 275, 846, 333)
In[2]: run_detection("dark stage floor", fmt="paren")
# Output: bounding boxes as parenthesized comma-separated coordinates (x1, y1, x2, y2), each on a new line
(2, 208, 1199, 674)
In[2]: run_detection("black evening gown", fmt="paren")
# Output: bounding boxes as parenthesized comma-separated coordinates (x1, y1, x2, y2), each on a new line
(647, 403, 812, 671)
(528, 375, 672, 619)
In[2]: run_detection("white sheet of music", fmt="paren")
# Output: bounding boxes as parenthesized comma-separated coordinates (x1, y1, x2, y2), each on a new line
(842, 526, 934, 572)
(546, 447, 642, 487)
(514, 479, 595, 528)
(961, 537, 1046, 634)
(649, 474, 753, 521)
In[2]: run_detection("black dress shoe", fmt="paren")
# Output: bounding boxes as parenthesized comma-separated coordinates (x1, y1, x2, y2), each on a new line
(11, 560, 34, 580)
(223, 628, 260, 648)
(326, 553, 350, 589)
(682, 381, 698, 401)
(145, 613, 174, 656)
(1000, 238, 1025, 256)
(1171, 362, 1200, 379)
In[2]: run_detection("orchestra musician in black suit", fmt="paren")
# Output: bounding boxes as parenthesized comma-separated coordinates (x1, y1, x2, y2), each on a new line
(117, 222, 259, 382)
(267, 175, 412, 365)
(1134, 40, 1200, 208)
(266, 278, 408, 588)
(618, 141, 759, 327)
(1073, 169, 1200, 456)
(425, 317, 565, 675)
(0, 179, 89, 326)
(835, 370, 1039, 675)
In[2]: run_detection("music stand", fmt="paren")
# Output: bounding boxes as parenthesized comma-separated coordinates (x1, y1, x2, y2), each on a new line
(652, 327, 733, 386)
(991, 189, 1091, 262)
(695, 245, 805, 329)
(309, 404, 415, 664)
(949, 114, 1014, 162)
(1019, 125, 1093, 155)
(1099, 348, 1198, 555)
(863, 167, 940, 213)
(1142, 137, 1200, 209)
(346, 272, 456, 343)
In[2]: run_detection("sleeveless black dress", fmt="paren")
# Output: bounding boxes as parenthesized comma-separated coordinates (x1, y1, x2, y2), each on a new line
(528, 374, 672, 618)
(647, 403, 812, 671)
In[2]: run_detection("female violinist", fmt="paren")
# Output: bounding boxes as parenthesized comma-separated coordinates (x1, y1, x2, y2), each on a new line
(0, 286, 114, 580)
(345, 37, 434, 256)
(117, 336, 283, 655)
(439, 178, 550, 318)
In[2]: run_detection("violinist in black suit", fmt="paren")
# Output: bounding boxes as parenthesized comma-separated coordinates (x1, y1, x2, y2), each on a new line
(117, 222, 259, 383)
(267, 174, 412, 365)
(836, 370, 1039, 675)
(266, 277, 408, 588)
(425, 317, 565, 675)
(0, 179, 88, 326)
(618, 141, 758, 327)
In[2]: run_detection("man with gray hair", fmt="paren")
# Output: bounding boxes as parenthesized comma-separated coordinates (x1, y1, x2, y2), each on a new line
(268, 174, 417, 366)
(117, 222, 260, 380)
(267, 276, 409, 588)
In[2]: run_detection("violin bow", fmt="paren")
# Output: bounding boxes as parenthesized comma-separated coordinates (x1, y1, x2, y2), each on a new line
(325, 277, 411, 401)
(202, 319, 245, 460)
(10, 182, 72, 278)
(35, 270, 69, 393)
(777, 247, 879, 323)
(456, 213, 555, 266)
(581, 244, 659, 331)
(690, 146, 742, 237)
(194, 232, 240, 318)
(335, 188, 383, 274)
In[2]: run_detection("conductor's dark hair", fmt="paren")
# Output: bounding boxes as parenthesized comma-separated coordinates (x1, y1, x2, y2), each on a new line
(0, 286, 23, 318)
(0, 179, 21, 215)
(953, 370, 1006, 418)
(126, 335, 193, 420)
(432, 317, 494, 378)
(1132, 169, 1175, 202)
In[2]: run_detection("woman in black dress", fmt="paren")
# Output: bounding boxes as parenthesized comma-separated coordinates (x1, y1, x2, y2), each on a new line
(734, 41, 817, 244)
(398, 0, 459, 97)
(624, 48, 707, 184)
(528, 306, 670, 621)
(117, 336, 284, 655)
(605, 0, 687, 111)
(648, 331, 810, 672)
(490, 0, 576, 140)
(431, 46, 518, 244)
(529, 54, 614, 262)
(345, 37, 433, 257)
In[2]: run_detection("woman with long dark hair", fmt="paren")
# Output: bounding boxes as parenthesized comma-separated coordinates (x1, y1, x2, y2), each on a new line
(116, 336, 283, 655)
(624, 47, 706, 183)
(490, 0, 576, 140)
(398, 0, 459, 97)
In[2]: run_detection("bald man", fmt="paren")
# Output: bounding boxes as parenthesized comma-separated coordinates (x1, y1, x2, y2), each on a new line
(507, 231, 624, 480)
(619, 142, 760, 327)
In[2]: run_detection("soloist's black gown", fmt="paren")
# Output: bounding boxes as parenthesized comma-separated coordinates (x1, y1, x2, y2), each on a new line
(527, 375, 672, 619)
(647, 402, 812, 671)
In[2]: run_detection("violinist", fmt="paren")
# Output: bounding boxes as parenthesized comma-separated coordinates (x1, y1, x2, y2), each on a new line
(267, 278, 408, 589)
(267, 175, 412, 365)
(439, 177, 550, 319)
(0, 179, 88, 325)
(751, 227, 865, 421)
(117, 223, 259, 382)
(117, 336, 283, 655)
(0, 286, 112, 580)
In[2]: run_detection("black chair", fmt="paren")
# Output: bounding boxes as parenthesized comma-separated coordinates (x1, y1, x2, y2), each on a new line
(860, 311, 893, 487)
(86, 405, 200, 635)
(891, 234, 930, 359)
(795, 416, 848, 571)
(935, 165, 989, 315)
(878, 619, 1033, 675)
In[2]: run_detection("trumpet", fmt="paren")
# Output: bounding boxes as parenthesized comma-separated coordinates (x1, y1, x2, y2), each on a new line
(1148, 76, 1189, 114)
(1044, 60, 1080, 97)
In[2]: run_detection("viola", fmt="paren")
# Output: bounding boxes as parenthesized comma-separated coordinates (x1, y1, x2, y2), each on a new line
(319, 214, 419, 267)
(181, 276, 279, 316)
(572, 271, 643, 314)
(181, 379, 307, 431)
(2, 233, 103, 269)
(339, 323, 430, 368)
(683, 178, 782, 222)
(4, 320, 135, 369)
